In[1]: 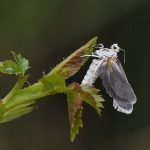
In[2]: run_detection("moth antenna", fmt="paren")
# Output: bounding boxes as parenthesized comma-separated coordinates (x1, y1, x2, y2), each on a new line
(81, 53, 101, 59)
(120, 49, 125, 64)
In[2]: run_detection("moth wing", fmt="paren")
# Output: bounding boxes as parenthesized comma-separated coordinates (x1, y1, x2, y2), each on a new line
(98, 59, 137, 114)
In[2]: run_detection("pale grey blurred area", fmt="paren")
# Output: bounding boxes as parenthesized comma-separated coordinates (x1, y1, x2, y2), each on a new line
(0, 0, 150, 150)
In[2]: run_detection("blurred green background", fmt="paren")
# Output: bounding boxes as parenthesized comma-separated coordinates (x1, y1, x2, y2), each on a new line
(0, 0, 149, 150)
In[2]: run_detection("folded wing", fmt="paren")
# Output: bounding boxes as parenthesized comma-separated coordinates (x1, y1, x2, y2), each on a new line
(98, 59, 137, 114)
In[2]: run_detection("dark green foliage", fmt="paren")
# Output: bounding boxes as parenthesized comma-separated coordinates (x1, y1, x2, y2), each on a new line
(0, 37, 104, 141)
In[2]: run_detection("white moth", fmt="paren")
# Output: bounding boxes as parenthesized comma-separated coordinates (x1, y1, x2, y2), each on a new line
(82, 44, 137, 114)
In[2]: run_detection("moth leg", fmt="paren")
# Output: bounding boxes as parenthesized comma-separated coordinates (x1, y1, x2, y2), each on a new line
(81, 53, 101, 59)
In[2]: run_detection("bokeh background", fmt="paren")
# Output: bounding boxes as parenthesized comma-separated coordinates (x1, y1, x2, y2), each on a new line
(0, 0, 150, 150)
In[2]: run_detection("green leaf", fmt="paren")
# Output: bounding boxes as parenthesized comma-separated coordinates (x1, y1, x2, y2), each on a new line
(66, 83, 104, 141)
(40, 72, 66, 94)
(11, 51, 30, 75)
(81, 85, 104, 115)
(0, 52, 30, 75)
(48, 37, 98, 78)
(71, 107, 83, 142)
(0, 102, 35, 123)
(66, 83, 83, 142)
(0, 60, 21, 74)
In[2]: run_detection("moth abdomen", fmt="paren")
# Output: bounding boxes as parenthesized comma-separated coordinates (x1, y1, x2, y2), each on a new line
(82, 59, 101, 86)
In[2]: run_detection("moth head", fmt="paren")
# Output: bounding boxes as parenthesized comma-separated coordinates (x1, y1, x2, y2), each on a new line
(111, 44, 126, 64)
(111, 44, 120, 52)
